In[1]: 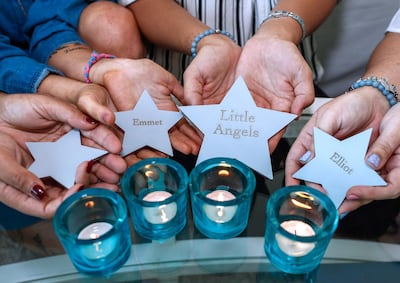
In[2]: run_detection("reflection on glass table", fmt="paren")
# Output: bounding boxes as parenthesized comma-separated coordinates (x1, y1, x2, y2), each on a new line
(1, 185, 399, 283)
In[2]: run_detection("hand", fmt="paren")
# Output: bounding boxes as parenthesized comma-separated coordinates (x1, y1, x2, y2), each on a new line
(0, 94, 126, 190)
(235, 36, 315, 151)
(285, 89, 390, 213)
(182, 35, 241, 105)
(340, 103, 400, 214)
(91, 58, 200, 155)
(0, 131, 108, 219)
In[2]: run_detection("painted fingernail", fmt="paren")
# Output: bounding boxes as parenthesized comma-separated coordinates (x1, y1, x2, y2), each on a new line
(86, 116, 98, 125)
(299, 150, 312, 164)
(367, 153, 380, 168)
(346, 194, 359, 200)
(86, 160, 95, 173)
(30, 184, 47, 200)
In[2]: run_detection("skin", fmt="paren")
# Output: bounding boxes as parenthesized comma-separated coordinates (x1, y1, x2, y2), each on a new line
(0, 94, 126, 218)
(285, 32, 400, 214)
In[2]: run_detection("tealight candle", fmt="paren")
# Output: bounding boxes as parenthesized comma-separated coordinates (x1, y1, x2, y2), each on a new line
(53, 189, 131, 276)
(264, 185, 339, 274)
(276, 220, 316, 257)
(78, 222, 117, 260)
(203, 189, 238, 223)
(142, 191, 177, 224)
(121, 158, 189, 240)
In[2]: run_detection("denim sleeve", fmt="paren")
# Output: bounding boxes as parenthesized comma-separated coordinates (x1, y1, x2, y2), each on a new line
(24, 0, 88, 64)
(0, 33, 62, 94)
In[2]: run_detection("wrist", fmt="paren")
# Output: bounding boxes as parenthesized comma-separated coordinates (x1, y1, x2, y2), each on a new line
(83, 51, 115, 83)
(259, 10, 305, 44)
(348, 76, 398, 107)
(191, 29, 236, 57)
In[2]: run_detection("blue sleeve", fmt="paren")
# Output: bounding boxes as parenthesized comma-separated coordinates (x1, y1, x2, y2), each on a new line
(24, 0, 88, 64)
(0, 33, 62, 94)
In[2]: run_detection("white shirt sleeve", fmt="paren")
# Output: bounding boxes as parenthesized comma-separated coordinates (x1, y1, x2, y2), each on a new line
(386, 8, 400, 33)
(117, 0, 136, 7)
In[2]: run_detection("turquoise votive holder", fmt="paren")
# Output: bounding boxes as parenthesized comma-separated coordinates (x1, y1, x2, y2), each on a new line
(189, 157, 256, 239)
(264, 185, 339, 274)
(53, 188, 131, 276)
(121, 158, 189, 241)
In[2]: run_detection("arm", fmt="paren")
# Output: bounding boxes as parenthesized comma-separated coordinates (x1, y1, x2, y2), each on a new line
(285, 31, 400, 214)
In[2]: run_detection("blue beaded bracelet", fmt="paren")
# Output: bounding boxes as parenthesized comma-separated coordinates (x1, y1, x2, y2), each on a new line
(349, 77, 398, 107)
(191, 29, 236, 57)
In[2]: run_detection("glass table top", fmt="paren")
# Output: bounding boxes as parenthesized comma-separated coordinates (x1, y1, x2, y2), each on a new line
(0, 136, 399, 282)
(1, 185, 399, 283)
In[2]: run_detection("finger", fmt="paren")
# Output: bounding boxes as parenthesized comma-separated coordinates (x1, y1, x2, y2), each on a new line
(182, 66, 204, 105)
(346, 184, 398, 202)
(81, 124, 122, 154)
(0, 154, 47, 200)
(338, 199, 372, 215)
(365, 113, 400, 170)
(285, 122, 316, 185)
(76, 93, 116, 126)
(169, 124, 201, 155)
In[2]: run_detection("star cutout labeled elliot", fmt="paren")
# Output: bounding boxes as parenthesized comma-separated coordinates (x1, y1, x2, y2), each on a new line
(115, 90, 183, 156)
(179, 77, 296, 179)
(27, 129, 107, 188)
(293, 127, 386, 208)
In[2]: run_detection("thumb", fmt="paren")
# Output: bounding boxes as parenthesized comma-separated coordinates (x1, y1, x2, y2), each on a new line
(183, 67, 204, 105)
(0, 155, 47, 200)
(365, 124, 400, 171)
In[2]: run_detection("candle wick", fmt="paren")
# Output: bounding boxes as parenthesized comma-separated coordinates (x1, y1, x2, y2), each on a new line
(217, 206, 224, 217)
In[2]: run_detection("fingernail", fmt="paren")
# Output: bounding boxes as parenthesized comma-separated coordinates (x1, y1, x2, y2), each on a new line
(299, 150, 312, 164)
(30, 184, 47, 200)
(346, 194, 359, 200)
(86, 160, 95, 173)
(367, 153, 380, 168)
(86, 116, 98, 125)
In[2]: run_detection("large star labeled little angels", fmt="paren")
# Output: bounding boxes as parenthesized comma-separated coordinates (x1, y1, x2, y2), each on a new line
(27, 129, 107, 188)
(179, 77, 296, 179)
(115, 91, 183, 156)
(293, 127, 386, 208)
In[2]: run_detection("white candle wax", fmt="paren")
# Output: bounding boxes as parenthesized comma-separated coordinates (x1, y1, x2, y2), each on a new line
(78, 222, 116, 260)
(276, 220, 316, 257)
(203, 190, 238, 223)
(142, 191, 177, 224)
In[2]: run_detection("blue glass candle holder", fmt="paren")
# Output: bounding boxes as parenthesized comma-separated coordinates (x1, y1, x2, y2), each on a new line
(53, 188, 131, 276)
(264, 185, 339, 274)
(121, 158, 189, 241)
(189, 157, 256, 239)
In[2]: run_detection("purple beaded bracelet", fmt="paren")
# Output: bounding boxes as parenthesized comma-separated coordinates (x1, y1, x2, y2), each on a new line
(83, 51, 115, 83)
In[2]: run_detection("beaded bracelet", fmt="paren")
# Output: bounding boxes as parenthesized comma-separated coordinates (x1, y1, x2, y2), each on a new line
(191, 29, 236, 57)
(83, 51, 115, 83)
(260, 10, 306, 41)
(348, 76, 398, 107)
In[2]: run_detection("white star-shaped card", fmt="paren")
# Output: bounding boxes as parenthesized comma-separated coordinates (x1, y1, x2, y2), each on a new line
(27, 129, 107, 188)
(293, 127, 386, 208)
(115, 90, 182, 156)
(179, 77, 296, 179)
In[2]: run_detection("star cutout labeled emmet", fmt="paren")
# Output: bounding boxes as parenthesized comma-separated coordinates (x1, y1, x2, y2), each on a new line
(179, 77, 296, 179)
(27, 129, 107, 188)
(115, 90, 182, 156)
(293, 127, 386, 208)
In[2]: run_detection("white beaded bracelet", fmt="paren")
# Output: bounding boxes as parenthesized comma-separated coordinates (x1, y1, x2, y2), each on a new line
(260, 10, 306, 41)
